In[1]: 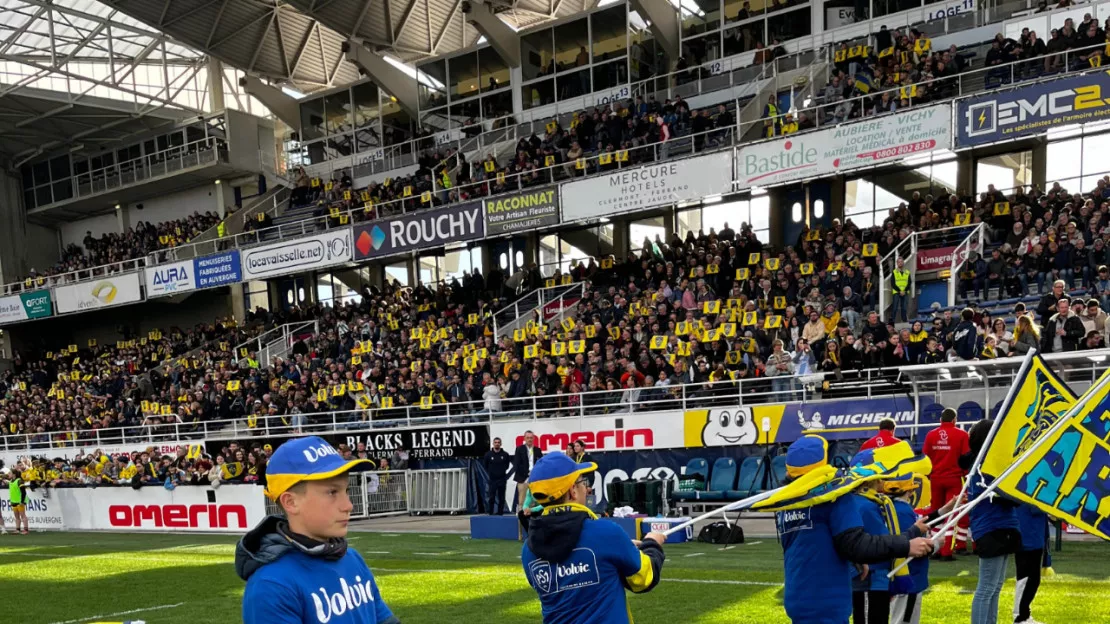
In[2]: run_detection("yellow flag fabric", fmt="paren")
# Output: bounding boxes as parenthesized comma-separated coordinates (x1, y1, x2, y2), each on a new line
(994, 369, 1110, 540)
(753, 442, 932, 512)
(980, 353, 1077, 480)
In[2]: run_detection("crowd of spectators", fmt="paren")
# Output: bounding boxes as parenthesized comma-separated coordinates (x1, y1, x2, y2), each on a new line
(9, 175, 1110, 446)
(14, 211, 222, 293)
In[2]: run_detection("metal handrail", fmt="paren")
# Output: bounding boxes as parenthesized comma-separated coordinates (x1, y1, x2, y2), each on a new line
(947, 222, 987, 305)
(4, 347, 1108, 452)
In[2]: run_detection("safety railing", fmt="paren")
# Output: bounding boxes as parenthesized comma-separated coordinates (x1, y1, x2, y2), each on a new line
(4, 348, 1108, 452)
(947, 222, 987, 305)
(232, 320, 317, 364)
(879, 223, 979, 319)
(65, 138, 228, 205)
(492, 282, 585, 339)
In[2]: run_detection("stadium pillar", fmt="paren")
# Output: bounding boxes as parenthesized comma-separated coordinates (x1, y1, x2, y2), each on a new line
(464, 2, 520, 68)
(628, 0, 681, 63)
(767, 188, 786, 248)
(1030, 141, 1047, 190)
(612, 219, 630, 259)
(239, 76, 300, 130)
(229, 283, 247, 322)
(343, 42, 421, 118)
(208, 58, 225, 112)
(0, 170, 26, 283)
(956, 151, 974, 197)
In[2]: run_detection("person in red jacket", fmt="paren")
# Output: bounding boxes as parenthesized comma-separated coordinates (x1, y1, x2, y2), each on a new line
(922, 408, 971, 560)
(860, 418, 899, 450)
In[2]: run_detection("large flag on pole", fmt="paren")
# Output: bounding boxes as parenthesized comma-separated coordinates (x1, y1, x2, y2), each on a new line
(980, 352, 1077, 479)
(995, 368, 1110, 540)
(753, 441, 932, 512)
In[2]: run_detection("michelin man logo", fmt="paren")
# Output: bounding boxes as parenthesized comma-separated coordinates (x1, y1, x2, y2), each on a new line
(798, 410, 825, 430)
(701, 407, 758, 446)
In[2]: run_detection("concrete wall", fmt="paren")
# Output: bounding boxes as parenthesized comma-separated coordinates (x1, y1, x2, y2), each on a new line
(24, 223, 60, 274)
(60, 212, 118, 249)
(0, 170, 26, 283)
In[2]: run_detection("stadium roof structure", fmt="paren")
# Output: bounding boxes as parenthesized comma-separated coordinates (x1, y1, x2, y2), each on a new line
(98, 0, 590, 89)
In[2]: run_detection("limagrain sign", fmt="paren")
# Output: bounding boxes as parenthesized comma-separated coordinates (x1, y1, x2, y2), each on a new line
(353, 202, 484, 260)
(484, 186, 560, 234)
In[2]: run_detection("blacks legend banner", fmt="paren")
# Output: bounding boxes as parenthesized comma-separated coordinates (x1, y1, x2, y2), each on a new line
(484, 186, 560, 235)
(206, 424, 491, 461)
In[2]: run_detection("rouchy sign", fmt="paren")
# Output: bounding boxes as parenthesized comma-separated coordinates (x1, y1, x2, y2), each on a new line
(484, 186, 560, 235)
(736, 105, 951, 187)
(207, 424, 492, 461)
(354, 202, 484, 260)
(240, 229, 353, 280)
(560, 152, 734, 221)
(0, 290, 52, 324)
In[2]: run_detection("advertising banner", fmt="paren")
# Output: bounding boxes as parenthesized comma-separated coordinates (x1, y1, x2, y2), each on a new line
(0, 441, 192, 469)
(560, 152, 734, 222)
(241, 229, 353, 280)
(195, 250, 242, 288)
(737, 105, 951, 187)
(484, 186, 560, 235)
(956, 70, 1110, 147)
(0, 290, 52, 324)
(490, 413, 684, 453)
(1, 489, 64, 530)
(353, 202, 484, 260)
(206, 424, 491, 460)
(925, 0, 974, 20)
(916, 245, 968, 271)
(145, 260, 195, 297)
(54, 271, 143, 314)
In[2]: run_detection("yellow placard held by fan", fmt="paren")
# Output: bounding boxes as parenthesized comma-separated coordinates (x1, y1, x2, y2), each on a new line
(736, 268, 750, 281)
(329, 206, 341, 218)
(748, 253, 761, 265)
(343, 190, 352, 201)
(703, 300, 721, 315)
(499, 351, 511, 363)
(615, 150, 629, 162)
(227, 380, 241, 391)
(650, 335, 668, 350)
(568, 340, 586, 354)
(70, 371, 80, 381)
(68, 344, 77, 353)
(421, 191, 432, 204)
(324, 181, 334, 192)
(496, 171, 506, 185)
(381, 396, 395, 408)
(161, 405, 173, 416)
(551, 341, 567, 356)
(608, 326, 620, 340)
(739, 337, 758, 353)
(576, 158, 587, 170)
(87, 339, 96, 347)
(467, 313, 479, 326)
(348, 381, 364, 393)
(409, 360, 421, 372)
(721, 322, 737, 338)
(806, 229, 822, 242)
(954, 212, 971, 226)
(546, 120, 558, 134)
(774, 296, 787, 310)
(420, 395, 434, 409)
(513, 328, 526, 342)
(583, 324, 596, 339)
(141, 400, 151, 412)
(993, 202, 1011, 216)
(764, 257, 781, 271)
(484, 160, 496, 173)
(364, 200, 375, 213)
(725, 298, 742, 310)
(561, 318, 575, 332)
(351, 355, 362, 366)
(765, 315, 783, 329)
(599, 152, 613, 165)
(524, 344, 539, 359)
(726, 351, 742, 365)
(402, 185, 413, 198)
(316, 388, 328, 403)
(332, 384, 346, 397)
(360, 190, 371, 201)
(356, 395, 372, 409)
(544, 155, 556, 167)
(742, 311, 758, 327)
(706, 263, 719, 275)
(675, 341, 692, 357)
(600, 257, 614, 269)
(828, 261, 844, 272)
(476, 348, 488, 359)
(676, 321, 690, 336)
(689, 267, 698, 279)
(862, 243, 878, 257)
(560, 275, 573, 285)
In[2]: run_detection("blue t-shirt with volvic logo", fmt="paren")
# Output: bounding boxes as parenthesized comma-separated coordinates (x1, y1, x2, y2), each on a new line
(776, 496, 864, 624)
(242, 548, 394, 624)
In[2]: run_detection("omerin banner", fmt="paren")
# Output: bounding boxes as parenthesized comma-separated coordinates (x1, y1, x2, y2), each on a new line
(560, 151, 734, 222)
(957, 69, 1110, 147)
(353, 201, 484, 260)
(736, 105, 951, 187)
(0, 290, 52, 324)
(484, 186, 560, 235)
(206, 424, 491, 461)
(240, 229, 353, 280)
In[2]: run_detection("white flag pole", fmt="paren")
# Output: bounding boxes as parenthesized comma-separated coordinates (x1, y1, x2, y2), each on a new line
(889, 367, 1110, 578)
(661, 488, 779, 537)
(925, 349, 1037, 529)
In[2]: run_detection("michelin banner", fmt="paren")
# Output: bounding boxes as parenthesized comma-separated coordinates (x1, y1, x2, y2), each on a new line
(736, 105, 951, 187)
(957, 70, 1110, 147)
(0, 290, 52, 324)
(240, 229, 353, 280)
(560, 152, 734, 222)
(54, 272, 143, 314)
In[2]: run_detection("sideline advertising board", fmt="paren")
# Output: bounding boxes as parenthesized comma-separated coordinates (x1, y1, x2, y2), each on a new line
(353, 202, 485, 260)
(484, 186, 560, 235)
(206, 424, 492, 460)
(0, 484, 265, 533)
(0, 441, 193, 469)
(54, 271, 143, 314)
(0, 290, 52, 324)
(736, 105, 952, 187)
(956, 70, 1110, 147)
(240, 229, 353, 280)
(560, 152, 734, 222)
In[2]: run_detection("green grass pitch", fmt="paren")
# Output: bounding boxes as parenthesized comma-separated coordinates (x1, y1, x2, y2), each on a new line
(2, 531, 1108, 623)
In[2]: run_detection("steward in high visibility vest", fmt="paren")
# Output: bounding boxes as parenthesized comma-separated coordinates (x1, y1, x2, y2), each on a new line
(893, 267, 911, 295)
(763, 96, 780, 138)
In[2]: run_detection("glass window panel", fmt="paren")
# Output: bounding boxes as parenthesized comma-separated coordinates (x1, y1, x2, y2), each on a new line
(21, 165, 32, 187)
(356, 126, 382, 152)
(317, 274, 335, 307)
(677, 207, 702, 238)
(448, 52, 480, 101)
(384, 262, 409, 287)
(683, 31, 721, 65)
(36, 185, 52, 207)
(49, 156, 70, 179)
(1081, 133, 1110, 190)
(478, 47, 510, 94)
(630, 216, 666, 252)
(554, 19, 590, 74)
(540, 234, 559, 276)
(724, 0, 755, 24)
(629, 30, 660, 83)
(483, 89, 514, 122)
(767, 6, 811, 46)
(522, 29, 555, 81)
(723, 23, 758, 56)
(24, 189, 35, 210)
(592, 58, 629, 92)
(382, 107, 415, 146)
(523, 77, 555, 110)
(417, 60, 448, 109)
(52, 180, 72, 203)
(977, 151, 1033, 194)
(32, 162, 49, 186)
(681, 0, 720, 39)
(324, 90, 352, 136)
(353, 82, 381, 128)
(591, 6, 628, 63)
(300, 97, 325, 141)
(557, 67, 591, 101)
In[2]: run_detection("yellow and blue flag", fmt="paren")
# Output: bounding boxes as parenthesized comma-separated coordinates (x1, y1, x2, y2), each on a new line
(753, 441, 932, 512)
(980, 352, 1077, 480)
(996, 369, 1110, 541)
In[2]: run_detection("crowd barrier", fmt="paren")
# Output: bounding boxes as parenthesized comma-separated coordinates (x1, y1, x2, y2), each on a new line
(0, 484, 266, 533)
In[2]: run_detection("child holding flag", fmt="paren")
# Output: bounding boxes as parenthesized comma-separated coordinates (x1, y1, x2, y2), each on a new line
(886, 475, 932, 624)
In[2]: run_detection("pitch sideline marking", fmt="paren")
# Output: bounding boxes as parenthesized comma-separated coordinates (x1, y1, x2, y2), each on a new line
(43, 602, 185, 624)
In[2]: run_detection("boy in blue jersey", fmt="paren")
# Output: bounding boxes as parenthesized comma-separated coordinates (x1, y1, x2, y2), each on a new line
(522, 453, 666, 624)
(1014, 504, 1048, 624)
(776, 436, 935, 624)
(236, 436, 399, 624)
(886, 476, 931, 624)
